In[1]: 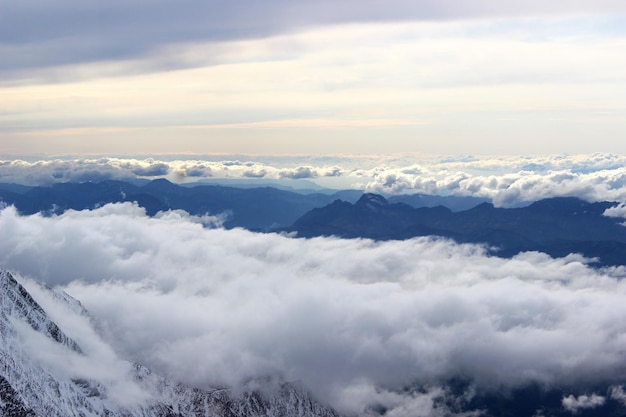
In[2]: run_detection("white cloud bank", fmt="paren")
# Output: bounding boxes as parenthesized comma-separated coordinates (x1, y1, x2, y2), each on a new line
(2, 203, 626, 415)
(3, 153, 626, 207)
(562, 394, 606, 413)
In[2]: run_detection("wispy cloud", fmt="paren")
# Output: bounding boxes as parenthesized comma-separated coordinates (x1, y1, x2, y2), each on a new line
(562, 394, 606, 413)
(180, 119, 425, 130)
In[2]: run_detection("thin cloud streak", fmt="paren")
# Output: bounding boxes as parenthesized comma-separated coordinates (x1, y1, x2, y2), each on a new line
(179, 119, 427, 129)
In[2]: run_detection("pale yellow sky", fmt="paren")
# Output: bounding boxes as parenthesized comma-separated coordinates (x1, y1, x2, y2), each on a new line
(2, 19, 626, 156)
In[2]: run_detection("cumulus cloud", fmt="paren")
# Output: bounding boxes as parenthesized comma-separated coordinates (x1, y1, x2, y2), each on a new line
(562, 393, 606, 413)
(279, 166, 318, 179)
(171, 161, 213, 180)
(129, 162, 169, 176)
(2, 204, 626, 414)
(278, 165, 343, 179)
(242, 169, 267, 178)
(0, 158, 172, 185)
(604, 203, 626, 218)
(323, 166, 343, 177)
(362, 154, 626, 206)
(5, 154, 626, 207)
(154, 208, 229, 228)
(0, 158, 277, 186)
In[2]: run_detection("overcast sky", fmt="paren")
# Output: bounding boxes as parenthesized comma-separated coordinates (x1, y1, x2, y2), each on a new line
(2, 1, 626, 156)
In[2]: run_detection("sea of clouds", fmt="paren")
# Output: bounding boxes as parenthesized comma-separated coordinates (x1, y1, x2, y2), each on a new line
(2, 202, 626, 415)
(3, 153, 626, 207)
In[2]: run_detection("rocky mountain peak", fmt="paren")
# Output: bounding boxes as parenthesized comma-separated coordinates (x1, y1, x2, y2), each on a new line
(355, 193, 389, 210)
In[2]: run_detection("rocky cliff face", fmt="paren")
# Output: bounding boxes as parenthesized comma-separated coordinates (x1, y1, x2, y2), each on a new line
(0, 269, 340, 417)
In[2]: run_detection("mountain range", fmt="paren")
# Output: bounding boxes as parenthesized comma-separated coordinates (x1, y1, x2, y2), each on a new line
(286, 193, 626, 267)
(2, 180, 625, 266)
(0, 180, 484, 230)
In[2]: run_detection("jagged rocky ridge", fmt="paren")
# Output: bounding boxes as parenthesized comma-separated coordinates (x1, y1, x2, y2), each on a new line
(0, 268, 341, 417)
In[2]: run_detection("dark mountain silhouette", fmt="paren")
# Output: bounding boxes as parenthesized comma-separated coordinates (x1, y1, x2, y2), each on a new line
(387, 193, 488, 211)
(0, 183, 34, 194)
(5, 179, 624, 265)
(0, 180, 484, 230)
(0, 179, 335, 229)
(288, 193, 626, 267)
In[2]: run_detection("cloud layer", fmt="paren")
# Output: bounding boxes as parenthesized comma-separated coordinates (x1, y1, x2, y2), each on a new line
(4, 1, 626, 74)
(2, 203, 626, 415)
(3, 153, 626, 207)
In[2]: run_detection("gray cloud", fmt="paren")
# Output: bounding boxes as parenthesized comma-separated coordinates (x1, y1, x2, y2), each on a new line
(324, 166, 343, 177)
(0, 158, 172, 185)
(243, 169, 267, 178)
(182, 164, 213, 178)
(3, 0, 626, 79)
(279, 166, 317, 179)
(0, 159, 131, 185)
(610, 386, 626, 406)
(2, 203, 626, 415)
(0, 1, 282, 74)
(562, 393, 606, 413)
(130, 162, 170, 177)
(362, 154, 626, 206)
(153, 209, 228, 228)
(168, 161, 214, 180)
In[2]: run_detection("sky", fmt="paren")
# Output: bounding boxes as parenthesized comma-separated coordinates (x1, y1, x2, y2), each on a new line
(2, 1, 626, 156)
(3, 203, 626, 416)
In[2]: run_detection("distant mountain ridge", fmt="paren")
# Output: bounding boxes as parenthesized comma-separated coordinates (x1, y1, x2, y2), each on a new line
(287, 193, 626, 267)
(0, 180, 485, 230)
(4, 180, 626, 265)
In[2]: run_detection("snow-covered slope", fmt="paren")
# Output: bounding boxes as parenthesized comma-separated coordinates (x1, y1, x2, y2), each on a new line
(0, 268, 341, 417)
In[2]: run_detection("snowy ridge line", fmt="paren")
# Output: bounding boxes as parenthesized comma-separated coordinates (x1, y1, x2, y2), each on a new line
(1, 268, 83, 354)
(0, 267, 341, 417)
